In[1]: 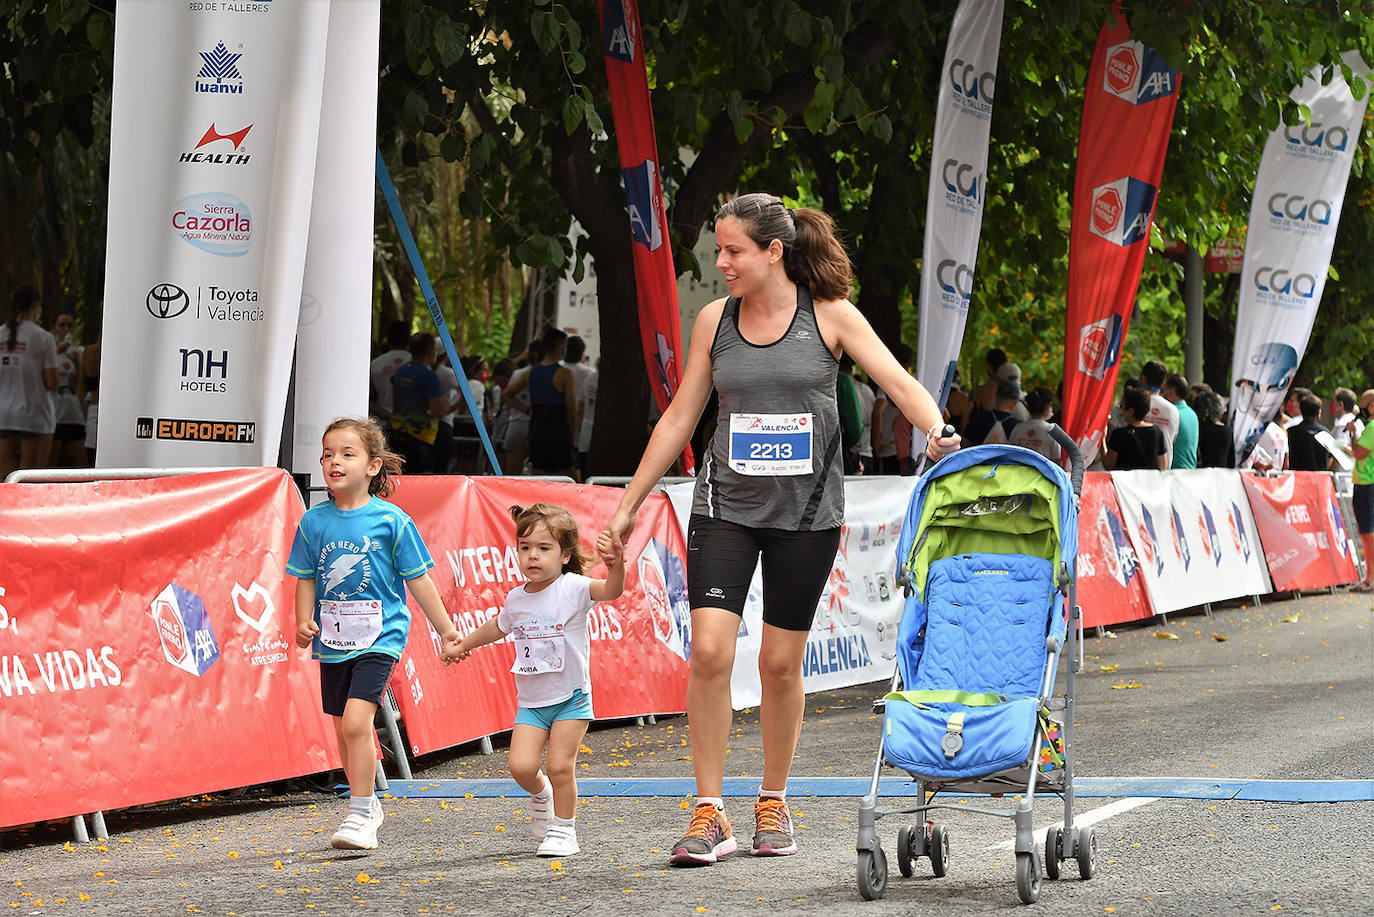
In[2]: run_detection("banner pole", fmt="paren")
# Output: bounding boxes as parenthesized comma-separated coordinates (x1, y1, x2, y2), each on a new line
(375, 148, 504, 475)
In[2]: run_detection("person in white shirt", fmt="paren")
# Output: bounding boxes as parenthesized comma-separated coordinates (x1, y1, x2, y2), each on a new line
(1009, 387, 1064, 464)
(562, 336, 597, 473)
(0, 286, 59, 480)
(1141, 360, 1179, 468)
(1330, 387, 1364, 452)
(368, 319, 413, 423)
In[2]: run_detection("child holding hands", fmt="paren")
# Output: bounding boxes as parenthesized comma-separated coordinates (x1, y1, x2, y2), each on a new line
(444, 502, 625, 856)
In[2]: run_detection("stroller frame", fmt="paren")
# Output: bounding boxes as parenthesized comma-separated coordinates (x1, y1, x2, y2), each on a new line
(855, 444, 1095, 905)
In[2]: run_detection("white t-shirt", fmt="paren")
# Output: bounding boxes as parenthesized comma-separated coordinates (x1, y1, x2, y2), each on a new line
(1332, 412, 1363, 450)
(1008, 417, 1063, 463)
(855, 382, 876, 459)
(369, 348, 411, 414)
(0, 320, 59, 434)
(1242, 421, 1289, 471)
(435, 362, 461, 425)
(1146, 391, 1179, 467)
(575, 368, 598, 453)
(51, 345, 85, 426)
(497, 573, 595, 709)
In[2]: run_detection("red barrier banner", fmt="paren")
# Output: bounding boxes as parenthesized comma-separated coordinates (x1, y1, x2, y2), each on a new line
(1061, 2, 1180, 455)
(1075, 472, 1153, 628)
(385, 477, 690, 756)
(1241, 472, 1359, 591)
(0, 469, 337, 829)
(597, 0, 692, 472)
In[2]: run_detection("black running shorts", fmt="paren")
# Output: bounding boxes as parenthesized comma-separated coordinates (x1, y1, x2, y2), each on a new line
(319, 653, 397, 717)
(686, 513, 842, 631)
(1354, 483, 1374, 535)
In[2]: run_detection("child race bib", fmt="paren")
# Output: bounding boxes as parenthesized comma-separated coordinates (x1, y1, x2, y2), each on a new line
(728, 412, 814, 476)
(318, 599, 383, 652)
(511, 622, 566, 675)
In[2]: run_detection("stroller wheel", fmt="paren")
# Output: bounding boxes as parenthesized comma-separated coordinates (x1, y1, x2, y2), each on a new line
(1015, 850, 1042, 904)
(857, 847, 888, 900)
(1076, 825, 1097, 880)
(896, 825, 917, 878)
(1044, 826, 1062, 880)
(930, 824, 950, 878)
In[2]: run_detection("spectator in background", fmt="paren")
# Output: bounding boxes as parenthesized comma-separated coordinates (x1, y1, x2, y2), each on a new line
(1008, 386, 1064, 464)
(502, 341, 541, 474)
(996, 362, 1030, 421)
(1329, 387, 1363, 465)
(1286, 392, 1330, 472)
(971, 346, 1006, 411)
(563, 336, 596, 475)
(0, 286, 59, 480)
(487, 359, 515, 466)
(388, 333, 449, 474)
(505, 327, 578, 479)
(944, 367, 972, 436)
(1193, 390, 1236, 468)
(964, 376, 1021, 446)
(1350, 389, 1374, 592)
(853, 368, 876, 474)
(369, 319, 412, 424)
(48, 312, 86, 467)
(1141, 360, 1179, 467)
(1165, 374, 1198, 469)
(869, 341, 913, 475)
(78, 337, 100, 464)
(836, 354, 863, 474)
(1103, 387, 1166, 471)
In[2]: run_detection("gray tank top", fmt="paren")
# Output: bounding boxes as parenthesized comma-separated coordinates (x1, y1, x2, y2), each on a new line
(691, 286, 844, 530)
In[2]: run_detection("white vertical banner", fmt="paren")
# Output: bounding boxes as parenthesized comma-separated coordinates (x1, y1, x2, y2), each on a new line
(915, 0, 1004, 418)
(293, 0, 381, 485)
(98, 0, 331, 468)
(1229, 51, 1370, 460)
(667, 478, 918, 709)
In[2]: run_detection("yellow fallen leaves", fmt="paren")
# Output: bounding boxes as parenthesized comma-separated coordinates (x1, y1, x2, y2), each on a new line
(1099, 664, 1119, 673)
(1110, 681, 1144, 690)
(1154, 632, 1179, 640)
(1281, 611, 1303, 624)
(549, 860, 564, 871)
(273, 860, 283, 870)
(1212, 633, 1228, 642)
(355, 872, 378, 884)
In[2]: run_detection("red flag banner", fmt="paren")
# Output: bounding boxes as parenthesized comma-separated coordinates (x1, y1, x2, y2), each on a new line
(385, 476, 690, 756)
(597, 0, 692, 473)
(1062, 3, 1180, 455)
(1240, 472, 1359, 591)
(0, 469, 337, 829)
(1076, 472, 1154, 628)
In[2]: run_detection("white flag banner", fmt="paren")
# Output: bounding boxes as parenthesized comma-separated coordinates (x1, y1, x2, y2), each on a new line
(98, 0, 331, 468)
(667, 478, 919, 709)
(1229, 51, 1370, 460)
(293, 0, 381, 485)
(915, 0, 1004, 424)
(1110, 469, 1271, 614)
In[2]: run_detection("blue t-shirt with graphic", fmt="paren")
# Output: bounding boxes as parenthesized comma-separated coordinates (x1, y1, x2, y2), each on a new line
(286, 496, 435, 662)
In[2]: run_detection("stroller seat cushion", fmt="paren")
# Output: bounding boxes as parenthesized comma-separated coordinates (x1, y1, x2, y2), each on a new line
(913, 553, 1055, 698)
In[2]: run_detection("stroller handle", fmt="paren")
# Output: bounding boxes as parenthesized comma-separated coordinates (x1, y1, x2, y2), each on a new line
(1048, 423, 1085, 498)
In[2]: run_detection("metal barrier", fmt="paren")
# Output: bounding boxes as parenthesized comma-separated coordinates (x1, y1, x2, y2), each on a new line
(1333, 471, 1366, 581)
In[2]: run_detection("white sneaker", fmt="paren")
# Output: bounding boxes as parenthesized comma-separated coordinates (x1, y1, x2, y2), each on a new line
(330, 805, 383, 850)
(529, 789, 553, 840)
(536, 823, 579, 857)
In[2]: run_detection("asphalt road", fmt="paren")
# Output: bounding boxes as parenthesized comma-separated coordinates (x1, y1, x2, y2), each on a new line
(4, 589, 1371, 916)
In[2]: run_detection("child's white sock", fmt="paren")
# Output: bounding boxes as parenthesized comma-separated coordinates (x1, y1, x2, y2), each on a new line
(533, 777, 552, 800)
(696, 796, 725, 810)
(552, 814, 575, 827)
(759, 787, 787, 801)
(349, 794, 376, 817)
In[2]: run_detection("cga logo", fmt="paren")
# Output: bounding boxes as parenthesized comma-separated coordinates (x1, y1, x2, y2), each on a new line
(949, 57, 995, 102)
(150, 583, 220, 677)
(147, 283, 190, 319)
(1285, 122, 1349, 152)
(1253, 266, 1317, 299)
(1102, 40, 1177, 105)
(1267, 192, 1331, 226)
(942, 158, 982, 202)
(1088, 176, 1156, 247)
(622, 160, 663, 251)
(1078, 313, 1122, 380)
(194, 41, 244, 95)
(936, 258, 974, 304)
(602, 0, 639, 63)
(172, 192, 252, 257)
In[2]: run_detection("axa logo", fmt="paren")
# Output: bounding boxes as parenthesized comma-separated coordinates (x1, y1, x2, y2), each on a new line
(1078, 313, 1123, 380)
(942, 158, 982, 203)
(1267, 191, 1332, 226)
(194, 41, 244, 95)
(602, 0, 639, 63)
(147, 283, 190, 319)
(1253, 266, 1317, 299)
(1088, 176, 1156, 247)
(622, 160, 663, 251)
(1102, 40, 1177, 104)
(1285, 122, 1350, 152)
(150, 583, 220, 677)
(949, 57, 995, 103)
(181, 123, 253, 166)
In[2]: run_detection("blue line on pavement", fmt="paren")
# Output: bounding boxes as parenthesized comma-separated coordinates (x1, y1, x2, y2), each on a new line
(374, 777, 1373, 803)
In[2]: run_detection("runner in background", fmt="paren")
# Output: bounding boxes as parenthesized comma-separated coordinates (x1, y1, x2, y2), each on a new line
(603, 192, 958, 866)
(286, 417, 459, 851)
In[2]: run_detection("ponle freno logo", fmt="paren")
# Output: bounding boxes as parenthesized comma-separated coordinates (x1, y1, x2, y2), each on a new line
(147, 283, 190, 319)
(180, 123, 253, 166)
(150, 583, 220, 677)
(1101, 40, 1177, 105)
(1088, 177, 1156, 247)
(194, 40, 244, 95)
(171, 192, 252, 257)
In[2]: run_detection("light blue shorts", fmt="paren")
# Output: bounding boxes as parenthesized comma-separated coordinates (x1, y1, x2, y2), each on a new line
(514, 689, 593, 731)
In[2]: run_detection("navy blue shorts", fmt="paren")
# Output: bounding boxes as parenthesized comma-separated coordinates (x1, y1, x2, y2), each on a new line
(686, 513, 841, 631)
(319, 653, 397, 717)
(1354, 483, 1374, 534)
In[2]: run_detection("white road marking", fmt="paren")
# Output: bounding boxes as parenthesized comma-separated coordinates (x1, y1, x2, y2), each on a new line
(987, 795, 1160, 850)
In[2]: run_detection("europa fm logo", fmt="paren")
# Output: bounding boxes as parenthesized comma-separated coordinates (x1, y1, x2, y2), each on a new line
(602, 0, 639, 63)
(622, 160, 664, 251)
(1088, 176, 1156, 247)
(150, 583, 220, 677)
(1102, 40, 1178, 105)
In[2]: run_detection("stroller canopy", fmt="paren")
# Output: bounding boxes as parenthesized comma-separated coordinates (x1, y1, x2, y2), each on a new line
(897, 444, 1080, 603)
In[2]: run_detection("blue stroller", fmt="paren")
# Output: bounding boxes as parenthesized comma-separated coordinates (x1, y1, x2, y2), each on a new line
(855, 443, 1091, 904)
